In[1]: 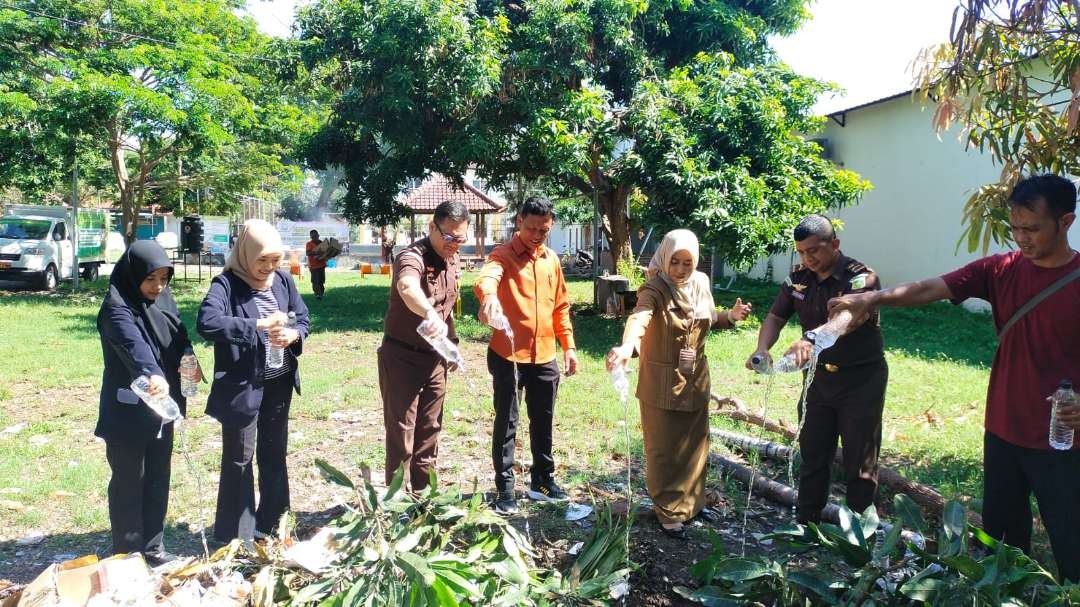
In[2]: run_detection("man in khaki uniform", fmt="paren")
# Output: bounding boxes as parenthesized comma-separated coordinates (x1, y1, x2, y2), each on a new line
(379, 200, 468, 492)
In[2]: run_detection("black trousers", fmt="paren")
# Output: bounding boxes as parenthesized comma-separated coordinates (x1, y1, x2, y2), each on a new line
(797, 360, 888, 524)
(983, 431, 1080, 582)
(488, 348, 560, 492)
(310, 267, 326, 297)
(214, 374, 293, 542)
(105, 424, 173, 557)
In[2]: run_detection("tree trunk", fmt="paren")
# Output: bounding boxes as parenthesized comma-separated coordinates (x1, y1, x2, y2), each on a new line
(107, 122, 138, 245)
(710, 454, 926, 545)
(316, 166, 343, 211)
(598, 187, 632, 274)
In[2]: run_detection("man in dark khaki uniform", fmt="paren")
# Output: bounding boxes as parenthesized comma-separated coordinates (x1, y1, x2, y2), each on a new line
(746, 214, 887, 524)
(379, 200, 468, 492)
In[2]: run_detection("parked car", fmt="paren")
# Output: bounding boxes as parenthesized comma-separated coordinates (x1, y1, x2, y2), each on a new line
(0, 205, 111, 290)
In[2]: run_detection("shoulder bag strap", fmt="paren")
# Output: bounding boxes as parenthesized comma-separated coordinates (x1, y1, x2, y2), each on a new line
(998, 265, 1080, 339)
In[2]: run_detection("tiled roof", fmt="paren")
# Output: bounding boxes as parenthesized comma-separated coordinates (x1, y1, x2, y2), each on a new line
(401, 174, 506, 214)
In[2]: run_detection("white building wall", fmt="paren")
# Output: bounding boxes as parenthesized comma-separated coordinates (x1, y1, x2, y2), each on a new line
(744, 93, 1080, 304)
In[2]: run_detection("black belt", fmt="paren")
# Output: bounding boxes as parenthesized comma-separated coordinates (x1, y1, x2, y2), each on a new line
(383, 335, 436, 355)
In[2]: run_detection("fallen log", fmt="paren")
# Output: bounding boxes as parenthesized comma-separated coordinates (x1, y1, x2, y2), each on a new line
(710, 454, 925, 545)
(710, 393, 982, 528)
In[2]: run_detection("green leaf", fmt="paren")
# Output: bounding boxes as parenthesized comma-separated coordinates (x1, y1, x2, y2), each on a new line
(836, 506, 863, 547)
(787, 571, 839, 605)
(673, 585, 744, 606)
(711, 558, 772, 582)
(396, 551, 436, 586)
(292, 578, 336, 604)
(314, 458, 354, 489)
(892, 494, 927, 534)
(900, 577, 947, 602)
(942, 500, 967, 552)
(429, 577, 461, 607)
(383, 463, 405, 502)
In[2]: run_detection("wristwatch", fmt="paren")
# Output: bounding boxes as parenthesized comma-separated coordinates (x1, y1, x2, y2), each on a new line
(803, 330, 817, 344)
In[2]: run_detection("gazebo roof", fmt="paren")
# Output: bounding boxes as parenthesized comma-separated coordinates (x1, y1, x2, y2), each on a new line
(401, 174, 506, 214)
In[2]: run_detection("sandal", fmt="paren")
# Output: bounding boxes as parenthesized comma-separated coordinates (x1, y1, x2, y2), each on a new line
(694, 506, 721, 524)
(659, 521, 687, 540)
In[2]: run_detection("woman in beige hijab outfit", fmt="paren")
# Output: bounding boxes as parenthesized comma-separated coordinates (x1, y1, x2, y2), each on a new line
(607, 229, 751, 538)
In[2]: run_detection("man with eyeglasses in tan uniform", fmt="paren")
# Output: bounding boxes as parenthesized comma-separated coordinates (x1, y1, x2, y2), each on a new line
(379, 200, 469, 493)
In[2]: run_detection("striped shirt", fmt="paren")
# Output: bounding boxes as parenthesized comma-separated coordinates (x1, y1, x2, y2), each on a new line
(253, 288, 292, 379)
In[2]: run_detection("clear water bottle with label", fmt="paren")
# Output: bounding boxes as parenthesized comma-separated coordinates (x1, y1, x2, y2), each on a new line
(267, 311, 297, 370)
(179, 347, 199, 397)
(1049, 379, 1077, 450)
(131, 371, 182, 422)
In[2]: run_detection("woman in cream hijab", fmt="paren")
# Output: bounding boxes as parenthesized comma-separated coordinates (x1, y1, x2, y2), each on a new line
(606, 229, 751, 538)
(197, 219, 310, 544)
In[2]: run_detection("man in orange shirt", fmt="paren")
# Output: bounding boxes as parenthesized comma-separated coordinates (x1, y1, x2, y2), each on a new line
(305, 230, 327, 300)
(475, 196, 578, 514)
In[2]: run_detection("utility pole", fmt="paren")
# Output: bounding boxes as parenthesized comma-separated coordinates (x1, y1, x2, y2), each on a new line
(71, 149, 80, 291)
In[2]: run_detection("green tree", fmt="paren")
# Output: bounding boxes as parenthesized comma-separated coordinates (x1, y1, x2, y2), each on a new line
(915, 0, 1080, 252)
(0, 0, 315, 242)
(297, 0, 868, 270)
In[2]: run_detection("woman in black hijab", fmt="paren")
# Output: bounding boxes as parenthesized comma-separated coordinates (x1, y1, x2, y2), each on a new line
(96, 241, 197, 565)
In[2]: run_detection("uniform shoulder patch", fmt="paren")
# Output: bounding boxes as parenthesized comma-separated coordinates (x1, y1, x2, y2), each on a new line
(846, 260, 868, 274)
(850, 273, 868, 290)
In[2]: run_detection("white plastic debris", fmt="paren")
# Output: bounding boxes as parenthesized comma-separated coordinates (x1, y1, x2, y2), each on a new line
(609, 578, 630, 599)
(564, 503, 592, 522)
(567, 541, 584, 556)
(284, 527, 343, 573)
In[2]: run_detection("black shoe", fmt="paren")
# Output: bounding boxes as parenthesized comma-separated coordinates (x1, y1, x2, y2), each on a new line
(493, 491, 519, 515)
(527, 481, 568, 502)
(144, 551, 179, 567)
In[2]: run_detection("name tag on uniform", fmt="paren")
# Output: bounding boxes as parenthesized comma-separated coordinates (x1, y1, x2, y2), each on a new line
(792, 291, 805, 300)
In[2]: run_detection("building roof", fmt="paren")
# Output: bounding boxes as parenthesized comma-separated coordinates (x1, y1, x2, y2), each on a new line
(401, 174, 506, 214)
(826, 89, 917, 118)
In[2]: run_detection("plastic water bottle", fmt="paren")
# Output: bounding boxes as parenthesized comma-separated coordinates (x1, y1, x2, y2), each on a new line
(773, 353, 805, 373)
(611, 365, 630, 401)
(488, 310, 514, 339)
(131, 371, 182, 422)
(1049, 379, 1077, 450)
(417, 318, 465, 369)
(267, 311, 297, 370)
(179, 347, 198, 397)
(750, 353, 773, 375)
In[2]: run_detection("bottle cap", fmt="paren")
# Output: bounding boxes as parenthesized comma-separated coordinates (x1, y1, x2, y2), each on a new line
(1062, 379, 1073, 390)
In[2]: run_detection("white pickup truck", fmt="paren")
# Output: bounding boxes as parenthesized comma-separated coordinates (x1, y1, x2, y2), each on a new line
(0, 205, 119, 290)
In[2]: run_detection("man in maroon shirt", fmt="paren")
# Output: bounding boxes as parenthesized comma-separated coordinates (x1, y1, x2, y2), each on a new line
(830, 174, 1080, 582)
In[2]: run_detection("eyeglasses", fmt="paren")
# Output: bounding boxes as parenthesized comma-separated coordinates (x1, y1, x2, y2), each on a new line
(434, 222, 468, 245)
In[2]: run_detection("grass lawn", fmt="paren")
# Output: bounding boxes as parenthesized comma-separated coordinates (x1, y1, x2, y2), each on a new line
(0, 268, 1006, 582)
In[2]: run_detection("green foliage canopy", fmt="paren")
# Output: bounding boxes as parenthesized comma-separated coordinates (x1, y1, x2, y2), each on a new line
(297, 0, 869, 269)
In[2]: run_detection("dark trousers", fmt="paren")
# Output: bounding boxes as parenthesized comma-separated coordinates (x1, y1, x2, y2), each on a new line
(105, 424, 173, 557)
(983, 431, 1080, 582)
(310, 267, 326, 297)
(378, 340, 446, 491)
(214, 374, 293, 542)
(488, 348, 560, 492)
(797, 361, 887, 524)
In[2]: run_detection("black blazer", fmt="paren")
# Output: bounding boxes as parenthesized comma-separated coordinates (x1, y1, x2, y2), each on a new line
(96, 303, 190, 442)
(197, 269, 310, 426)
